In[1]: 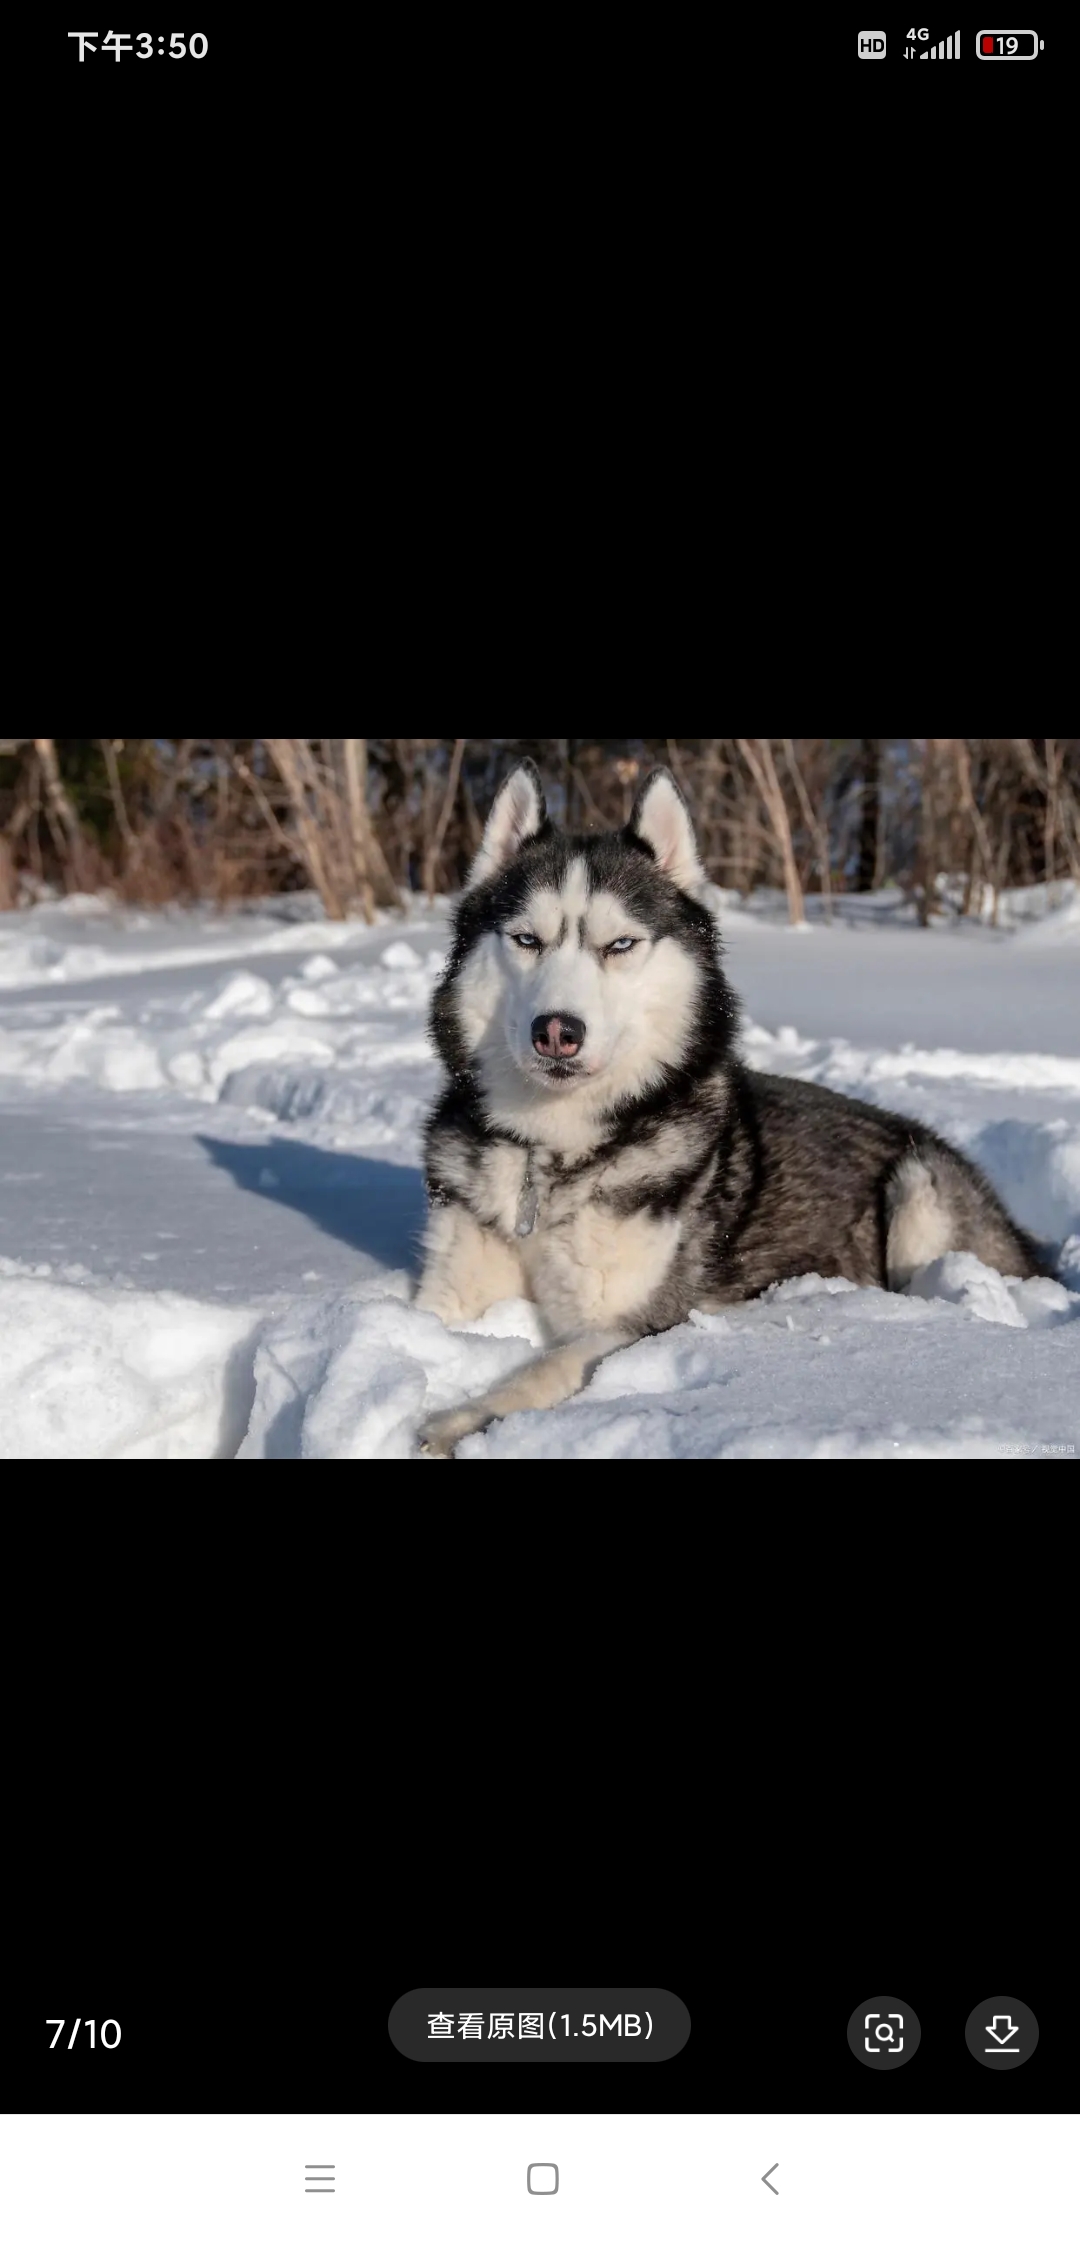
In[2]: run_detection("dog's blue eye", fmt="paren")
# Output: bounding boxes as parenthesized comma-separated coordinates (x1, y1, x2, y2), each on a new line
(607, 937, 637, 954)
(512, 932, 541, 950)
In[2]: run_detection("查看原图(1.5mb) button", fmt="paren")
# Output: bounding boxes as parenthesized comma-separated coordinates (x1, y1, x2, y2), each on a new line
(965, 1999, 1039, 2068)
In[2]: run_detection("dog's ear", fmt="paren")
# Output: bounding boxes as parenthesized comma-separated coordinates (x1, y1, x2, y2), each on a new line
(466, 759, 547, 888)
(629, 768, 706, 895)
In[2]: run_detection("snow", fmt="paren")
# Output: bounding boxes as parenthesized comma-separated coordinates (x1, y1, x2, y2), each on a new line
(457, 1274, 1078, 1461)
(0, 884, 1077, 1460)
(0, 1272, 259, 1459)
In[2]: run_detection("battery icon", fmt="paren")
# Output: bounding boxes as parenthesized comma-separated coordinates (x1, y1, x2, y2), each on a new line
(975, 29, 1044, 56)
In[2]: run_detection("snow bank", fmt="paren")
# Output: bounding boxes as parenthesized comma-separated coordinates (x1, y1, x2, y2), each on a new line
(2, 1258, 1075, 1462)
(0, 943, 447, 1158)
(999, 881, 1080, 942)
(708, 876, 1080, 938)
(238, 1283, 543, 1460)
(456, 1269, 1080, 1461)
(0, 895, 408, 991)
(0, 1273, 261, 1459)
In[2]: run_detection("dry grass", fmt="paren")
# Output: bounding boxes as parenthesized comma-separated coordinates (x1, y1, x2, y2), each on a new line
(1, 738, 1078, 919)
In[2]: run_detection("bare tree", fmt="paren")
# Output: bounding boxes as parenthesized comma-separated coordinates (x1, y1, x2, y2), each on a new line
(0, 831, 16, 910)
(424, 738, 467, 902)
(262, 740, 346, 917)
(855, 740, 879, 893)
(4, 738, 1079, 913)
(32, 738, 93, 891)
(734, 738, 806, 926)
(953, 741, 996, 916)
(101, 738, 140, 880)
(254, 740, 400, 921)
(782, 739, 833, 922)
(342, 740, 400, 912)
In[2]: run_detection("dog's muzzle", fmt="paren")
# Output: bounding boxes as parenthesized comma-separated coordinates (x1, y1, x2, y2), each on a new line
(531, 1012, 586, 1059)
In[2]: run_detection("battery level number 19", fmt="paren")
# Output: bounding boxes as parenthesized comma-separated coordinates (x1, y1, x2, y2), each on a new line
(976, 30, 1044, 56)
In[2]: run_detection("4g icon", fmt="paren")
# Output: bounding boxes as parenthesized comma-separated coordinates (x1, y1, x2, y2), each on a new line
(905, 26, 930, 57)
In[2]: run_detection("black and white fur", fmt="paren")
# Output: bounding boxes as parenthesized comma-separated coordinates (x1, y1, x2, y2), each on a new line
(415, 760, 1047, 1454)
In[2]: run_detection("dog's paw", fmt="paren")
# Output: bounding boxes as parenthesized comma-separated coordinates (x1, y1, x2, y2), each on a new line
(416, 1410, 465, 1458)
(417, 1402, 484, 1458)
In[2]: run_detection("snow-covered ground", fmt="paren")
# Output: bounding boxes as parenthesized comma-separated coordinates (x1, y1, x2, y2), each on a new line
(0, 884, 1077, 1460)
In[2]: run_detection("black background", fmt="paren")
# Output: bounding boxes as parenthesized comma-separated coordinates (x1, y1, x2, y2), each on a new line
(23, 1938, 1065, 2115)
(13, 1484, 1069, 2125)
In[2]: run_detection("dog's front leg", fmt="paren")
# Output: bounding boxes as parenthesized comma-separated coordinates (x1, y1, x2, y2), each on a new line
(418, 1324, 630, 1457)
(417, 1203, 683, 1454)
(415, 1198, 525, 1326)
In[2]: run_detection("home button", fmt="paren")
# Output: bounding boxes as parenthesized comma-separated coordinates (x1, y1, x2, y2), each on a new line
(527, 2165, 559, 2194)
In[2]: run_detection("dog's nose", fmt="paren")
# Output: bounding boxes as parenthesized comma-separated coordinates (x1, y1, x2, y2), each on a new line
(532, 1013, 586, 1058)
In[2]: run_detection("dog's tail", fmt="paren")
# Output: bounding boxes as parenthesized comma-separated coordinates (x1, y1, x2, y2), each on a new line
(884, 1146, 1047, 1289)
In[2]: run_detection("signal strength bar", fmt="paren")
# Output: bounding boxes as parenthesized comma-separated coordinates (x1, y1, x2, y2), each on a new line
(921, 28, 961, 55)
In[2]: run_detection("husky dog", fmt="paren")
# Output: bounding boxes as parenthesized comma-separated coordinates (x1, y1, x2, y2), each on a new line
(415, 760, 1046, 1454)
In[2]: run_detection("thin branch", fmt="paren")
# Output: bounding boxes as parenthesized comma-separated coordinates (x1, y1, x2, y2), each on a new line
(32, 738, 91, 889)
(425, 737, 467, 900)
(735, 738, 806, 926)
(102, 739, 137, 859)
(782, 738, 832, 922)
(235, 754, 309, 871)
